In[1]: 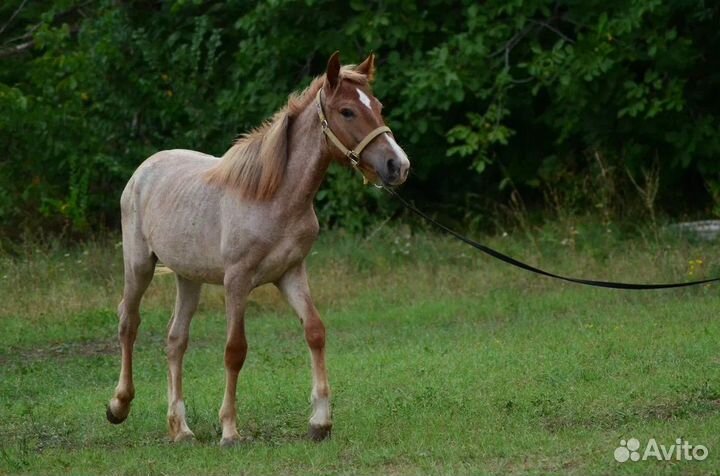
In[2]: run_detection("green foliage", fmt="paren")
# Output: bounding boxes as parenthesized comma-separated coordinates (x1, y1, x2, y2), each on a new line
(1, 0, 719, 239)
(315, 165, 395, 233)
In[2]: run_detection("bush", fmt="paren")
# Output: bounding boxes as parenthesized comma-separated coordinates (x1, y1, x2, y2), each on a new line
(1, 0, 719, 240)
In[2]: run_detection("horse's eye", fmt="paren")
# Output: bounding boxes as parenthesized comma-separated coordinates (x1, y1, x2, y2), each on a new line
(340, 108, 355, 118)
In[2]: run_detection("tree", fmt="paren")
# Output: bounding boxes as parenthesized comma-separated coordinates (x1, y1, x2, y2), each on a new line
(1, 0, 719, 241)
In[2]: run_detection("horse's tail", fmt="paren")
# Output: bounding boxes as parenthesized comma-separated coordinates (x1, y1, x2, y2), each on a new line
(154, 264, 175, 276)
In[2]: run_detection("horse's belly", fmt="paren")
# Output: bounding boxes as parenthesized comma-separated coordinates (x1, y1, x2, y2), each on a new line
(128, 151, 226, 284)
(164, 260, 225, 285)
(152, 242, 225, 285)
(147, 219, 225, 285)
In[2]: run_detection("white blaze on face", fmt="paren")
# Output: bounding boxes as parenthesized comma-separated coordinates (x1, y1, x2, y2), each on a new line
(355, 87, 410, 174)
(356, 88, 372, 110)
(384, 134, 410, 169)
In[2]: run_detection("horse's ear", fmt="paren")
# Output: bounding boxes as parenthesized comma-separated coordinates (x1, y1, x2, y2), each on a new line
(326, 51, 341, 91)
(355, 53, 376, 82)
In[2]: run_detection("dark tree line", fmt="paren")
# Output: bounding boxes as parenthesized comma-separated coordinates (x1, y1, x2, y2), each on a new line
(2, 0, 719, 240)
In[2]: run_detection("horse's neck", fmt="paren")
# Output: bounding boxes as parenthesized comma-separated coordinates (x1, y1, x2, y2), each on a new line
(280, 103, 332, 209)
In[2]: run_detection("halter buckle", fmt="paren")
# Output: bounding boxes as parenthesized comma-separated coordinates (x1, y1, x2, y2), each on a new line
(320, 119, 328, 131)
(346, 150, 360, 168)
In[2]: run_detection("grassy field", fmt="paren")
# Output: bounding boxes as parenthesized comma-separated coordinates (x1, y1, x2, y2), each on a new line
(1, 223, 719, 475)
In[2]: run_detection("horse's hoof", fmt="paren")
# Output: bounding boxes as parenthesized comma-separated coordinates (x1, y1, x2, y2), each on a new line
(172, 431, 195, 443)
(220, 435, 242, 448)
(308, 424, 331, 442)
(106, 404, 127, 425)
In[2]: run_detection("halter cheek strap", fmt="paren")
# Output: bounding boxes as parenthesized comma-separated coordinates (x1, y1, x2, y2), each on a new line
(315, 89, 391, 170)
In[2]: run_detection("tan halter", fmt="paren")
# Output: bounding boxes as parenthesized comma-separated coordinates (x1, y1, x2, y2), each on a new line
(315, 89, 391, 174)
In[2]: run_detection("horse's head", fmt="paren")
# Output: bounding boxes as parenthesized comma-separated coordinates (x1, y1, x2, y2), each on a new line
(318, 52, 410, 187)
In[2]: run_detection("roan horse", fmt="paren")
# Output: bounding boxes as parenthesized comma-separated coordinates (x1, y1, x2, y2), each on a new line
(105, 52, 410, 445)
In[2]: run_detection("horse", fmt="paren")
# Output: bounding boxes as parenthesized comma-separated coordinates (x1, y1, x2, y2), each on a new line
(105, 51, 410, 446)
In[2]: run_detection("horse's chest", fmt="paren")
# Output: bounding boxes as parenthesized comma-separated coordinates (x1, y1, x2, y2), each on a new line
(253, 229, 316, 285)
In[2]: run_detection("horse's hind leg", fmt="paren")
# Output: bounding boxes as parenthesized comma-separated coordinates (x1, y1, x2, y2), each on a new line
(218, 267, 252, 447)
(166, 275, 201, 442)
(106, 239, 156, 424)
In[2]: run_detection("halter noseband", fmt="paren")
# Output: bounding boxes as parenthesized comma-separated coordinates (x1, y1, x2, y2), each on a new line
(315, 89, 391, 175)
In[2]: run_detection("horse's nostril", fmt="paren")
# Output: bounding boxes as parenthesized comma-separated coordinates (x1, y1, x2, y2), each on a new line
(387, 158, 398, 174)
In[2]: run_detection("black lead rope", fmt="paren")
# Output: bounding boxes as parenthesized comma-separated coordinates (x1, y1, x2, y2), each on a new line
(386, 188, 720, 290)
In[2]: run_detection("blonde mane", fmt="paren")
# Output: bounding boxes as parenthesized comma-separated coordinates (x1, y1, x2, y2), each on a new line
(206, 67, 369, 200)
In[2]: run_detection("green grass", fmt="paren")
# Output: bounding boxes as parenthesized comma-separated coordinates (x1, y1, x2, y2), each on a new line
(1, 224, 719, 475)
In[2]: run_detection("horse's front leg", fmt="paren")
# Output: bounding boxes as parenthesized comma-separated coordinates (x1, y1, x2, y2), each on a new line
(219, 267, 251, 447)
(277, 262, 332, 441)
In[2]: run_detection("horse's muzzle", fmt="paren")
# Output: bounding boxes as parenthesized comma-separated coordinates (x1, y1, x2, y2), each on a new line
(383, 156, 410, 186)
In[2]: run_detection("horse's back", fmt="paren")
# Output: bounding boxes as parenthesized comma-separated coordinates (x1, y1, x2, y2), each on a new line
(122, 149, 218, 208)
